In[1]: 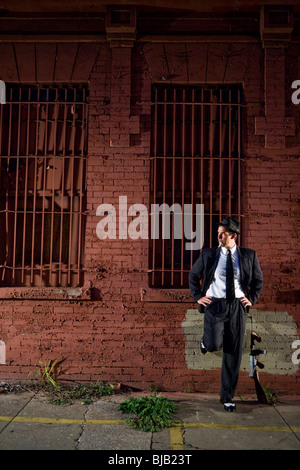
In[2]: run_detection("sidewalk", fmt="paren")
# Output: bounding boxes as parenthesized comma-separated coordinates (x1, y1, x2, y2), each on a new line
(0, 390, 299, 451)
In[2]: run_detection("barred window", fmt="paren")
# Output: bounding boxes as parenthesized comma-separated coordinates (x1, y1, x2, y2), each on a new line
(149, 84, 243, 288)
(0, 85, 88, 287)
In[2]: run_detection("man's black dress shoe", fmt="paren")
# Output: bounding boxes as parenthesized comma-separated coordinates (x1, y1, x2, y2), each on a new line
(220, 397, 236, 412)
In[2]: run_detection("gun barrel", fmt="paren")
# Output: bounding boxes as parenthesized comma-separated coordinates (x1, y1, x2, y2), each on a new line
(249, 357, 254, 378)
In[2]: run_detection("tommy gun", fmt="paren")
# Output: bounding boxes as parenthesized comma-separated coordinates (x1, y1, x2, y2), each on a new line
(249, 316, 269, 404)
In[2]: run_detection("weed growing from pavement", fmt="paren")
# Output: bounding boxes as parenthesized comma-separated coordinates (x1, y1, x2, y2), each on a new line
(118, 394, 178, 432)
(263, 384, 278, 404)
(49, 382, 115, 405)
(25, 358, 124, 405)
(1, 380, 118, 405)
(28, 358, 64, 390)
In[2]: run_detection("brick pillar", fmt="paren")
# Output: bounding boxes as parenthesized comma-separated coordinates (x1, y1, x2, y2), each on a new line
(255, 5, 295, 149)
(101, 5, 140, 148)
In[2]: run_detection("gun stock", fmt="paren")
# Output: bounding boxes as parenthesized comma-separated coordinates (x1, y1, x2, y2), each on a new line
(249, 317, 269, 405)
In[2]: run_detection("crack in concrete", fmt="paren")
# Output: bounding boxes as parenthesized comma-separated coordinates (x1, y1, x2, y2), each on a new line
(75, 402, 90, 450)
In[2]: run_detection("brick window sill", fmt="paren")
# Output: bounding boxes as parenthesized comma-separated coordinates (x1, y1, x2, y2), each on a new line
(139, 287, 194, 304)
(0, 283, 92, 301)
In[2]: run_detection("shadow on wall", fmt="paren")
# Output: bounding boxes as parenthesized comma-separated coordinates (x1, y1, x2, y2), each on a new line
(182, 309, 299, 375)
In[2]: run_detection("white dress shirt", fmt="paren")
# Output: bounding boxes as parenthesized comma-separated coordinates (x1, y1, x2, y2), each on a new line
(206, 244, 244, 298)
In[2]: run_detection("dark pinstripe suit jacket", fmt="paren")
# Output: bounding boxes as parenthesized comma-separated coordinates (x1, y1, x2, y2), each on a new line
(189, 245, 263, 313)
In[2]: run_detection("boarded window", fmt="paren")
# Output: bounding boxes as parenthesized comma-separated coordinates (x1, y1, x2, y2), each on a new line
(0, 85, 88, 287)
(149, 84, 243, 288)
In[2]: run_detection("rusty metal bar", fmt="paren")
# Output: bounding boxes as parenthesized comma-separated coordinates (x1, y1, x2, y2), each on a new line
(190, 88, 195, 271)
(161, 87, 167, 287)
(219, 89, 223, 220)
(149, 155, 241, 161)
(67, 88, 75, 285)
(228, 89, 232, 216)
(12, 90, 21, 281)
(30, 89, 39, 284)
(237, 89, 241, 225)
(49, 89, 58, 285)
(77, 89, 87, 285)
(154, 100, 241, 107)
(171, 88, 176, 286)
(200, 88, 204, 210)
(2, 88, 13, 282)
(151, 87, 158, 287)
(59, 89, 67, 285)
(39, 88, 49, 284)
(209, 89, 213, 247)
(181, 89, 185, 285)
(0, 102, 3, 281)
(21, 90, 31, 284)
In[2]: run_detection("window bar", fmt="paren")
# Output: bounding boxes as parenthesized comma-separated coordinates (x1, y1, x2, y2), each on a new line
(39, 89, 49, 285)
(59, 89, 68, 285)
(0, 98, 2, 153)
(30, 88, 39, 284)
(21, 90, 30, 284)
(228, 89, 232, 216)
(39, 153, 47, 285)
(70, 96, 77, 284)
(77, 90, 86, 285)
(77, 161, 83, 285)
(151, 87, 158, 286)
(49, 89, 58, 286)
(200, 88, 204, 217)
(3, 88, 13, 282)
(12, 89, 21, 282)
(190, 88, 195, 271)
(237, 89, 241, 225)
(0, 101, 2, 279)
(161, 87, 167, 286)
(0, 98, 2, 172)
(2, 88, 12, 282)
(181, 89, 186, 286)
(219, 89, 223, 221)
(68, 88, 76, 286)
(171, 88, 176, 286)
(209, 89, 213, 247)
(222, 94, 230, 219)
(58, 157, 65, 287)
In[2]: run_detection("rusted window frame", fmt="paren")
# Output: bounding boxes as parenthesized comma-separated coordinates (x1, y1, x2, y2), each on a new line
(0, 84, 88, 289)
(149, 84, 243, 289)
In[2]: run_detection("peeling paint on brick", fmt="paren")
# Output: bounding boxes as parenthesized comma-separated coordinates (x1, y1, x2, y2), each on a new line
(182, 309, 299, 375)
(0, 341, 5, 364)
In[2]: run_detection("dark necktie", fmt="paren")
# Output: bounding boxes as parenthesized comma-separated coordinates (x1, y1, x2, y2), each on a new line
(226, 249, 235, 303)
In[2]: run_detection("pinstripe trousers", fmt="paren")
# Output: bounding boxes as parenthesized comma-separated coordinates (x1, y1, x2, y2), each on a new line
(203, 297, 247, 400)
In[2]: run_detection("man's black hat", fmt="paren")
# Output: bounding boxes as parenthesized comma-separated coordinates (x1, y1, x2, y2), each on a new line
(218, 216, 240, 234)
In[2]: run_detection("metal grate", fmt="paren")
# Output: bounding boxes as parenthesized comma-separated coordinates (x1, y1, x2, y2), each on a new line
(0, 85, 88, 287)
(150, 84, 243, 288)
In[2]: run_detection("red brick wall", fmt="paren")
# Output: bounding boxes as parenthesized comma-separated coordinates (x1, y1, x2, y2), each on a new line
(0, 37, 299, 396)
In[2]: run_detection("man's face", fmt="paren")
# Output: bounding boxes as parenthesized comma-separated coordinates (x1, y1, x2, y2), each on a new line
(217, 226, 236, 248)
